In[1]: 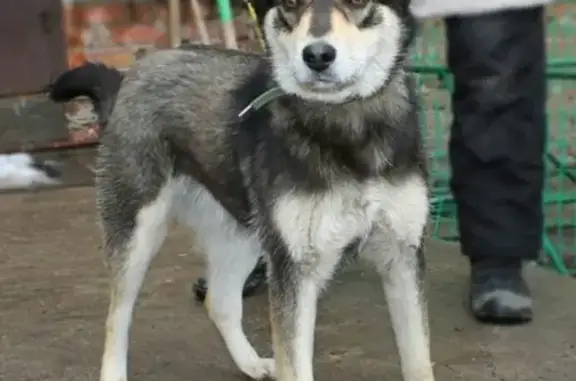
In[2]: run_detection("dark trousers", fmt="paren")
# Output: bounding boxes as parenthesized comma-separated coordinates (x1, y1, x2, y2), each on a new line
(445, 7, 546, 261)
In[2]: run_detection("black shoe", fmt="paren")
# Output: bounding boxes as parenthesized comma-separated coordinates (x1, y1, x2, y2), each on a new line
(193, 258, 268, 302)
(469, 258, 533, 325)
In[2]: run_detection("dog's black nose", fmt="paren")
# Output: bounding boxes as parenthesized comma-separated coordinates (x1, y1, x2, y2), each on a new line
(302, 43, 336, 72)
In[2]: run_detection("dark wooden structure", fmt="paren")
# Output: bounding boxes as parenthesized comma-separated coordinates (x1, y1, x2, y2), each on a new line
(0, 0, 69, 152)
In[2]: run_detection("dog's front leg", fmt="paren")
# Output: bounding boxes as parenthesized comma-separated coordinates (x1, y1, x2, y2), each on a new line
(364, 229, 433, 381)
(266, 243, 340, 381)
(362, 176, 434, 381)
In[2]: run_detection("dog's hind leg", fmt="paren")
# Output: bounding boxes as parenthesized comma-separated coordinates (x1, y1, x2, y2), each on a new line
(178, 185, 274, 380)
(204, 232, 275, 380)
(362, 176, 434, 381)
(98, 181, 176, 381)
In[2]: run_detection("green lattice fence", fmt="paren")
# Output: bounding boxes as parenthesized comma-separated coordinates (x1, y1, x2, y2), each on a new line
(411, 5, 576, 275)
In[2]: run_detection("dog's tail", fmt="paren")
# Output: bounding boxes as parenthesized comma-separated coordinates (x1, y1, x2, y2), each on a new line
(49, 62, 124, 127)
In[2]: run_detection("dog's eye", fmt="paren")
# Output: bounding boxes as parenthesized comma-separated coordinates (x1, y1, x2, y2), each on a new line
(282, 0, 299, 9)
(348, 0, 368, 7)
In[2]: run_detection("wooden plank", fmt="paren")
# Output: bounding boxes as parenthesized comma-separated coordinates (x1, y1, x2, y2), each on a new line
(0, 0, 68, 151)
(0, 0, 67, 96)
(0, 94, 69, 152)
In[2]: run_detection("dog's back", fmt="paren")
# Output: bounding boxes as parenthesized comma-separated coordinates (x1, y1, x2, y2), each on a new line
(50, 48, 271, 227)
(102, 47, 266, 150)
(104, 49, 272, 222)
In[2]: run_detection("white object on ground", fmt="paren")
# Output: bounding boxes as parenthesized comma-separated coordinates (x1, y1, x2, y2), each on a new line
(0, 153, 60, 190)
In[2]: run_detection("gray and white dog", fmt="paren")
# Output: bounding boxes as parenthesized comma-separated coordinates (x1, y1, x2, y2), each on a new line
(50, 0, 433, 380)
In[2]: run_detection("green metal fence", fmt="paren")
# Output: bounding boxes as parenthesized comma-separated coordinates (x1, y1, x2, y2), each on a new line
(410, 5, 576, 275)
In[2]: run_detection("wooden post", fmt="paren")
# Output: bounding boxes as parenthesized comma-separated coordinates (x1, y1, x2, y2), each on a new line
(168, 0, 182, 48)
(190, 0, 210, 45)
(216, 0, 237, 49)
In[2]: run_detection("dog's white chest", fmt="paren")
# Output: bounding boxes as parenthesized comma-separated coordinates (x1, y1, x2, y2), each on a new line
(272, 176, 428, 265)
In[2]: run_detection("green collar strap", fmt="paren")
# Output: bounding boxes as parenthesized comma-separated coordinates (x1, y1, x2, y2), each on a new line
(238, 86, 284, 119)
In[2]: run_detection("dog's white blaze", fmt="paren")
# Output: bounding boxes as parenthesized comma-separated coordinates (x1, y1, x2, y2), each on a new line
(264, 6, 403, 103)
(273, 175, 432, 381)
(374, 175, 429, 247)
(273, 176, 428, 264)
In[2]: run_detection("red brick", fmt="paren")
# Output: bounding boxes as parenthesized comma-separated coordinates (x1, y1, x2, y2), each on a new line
(129, 2, 168, 25)
(118, 25, 166, 46)
(65, 26, 85, 50)
(62, 0, 264, 68)
(83, 48, 135, 69)
(68, 50, 88, 69)
(63, 3, 130, 28)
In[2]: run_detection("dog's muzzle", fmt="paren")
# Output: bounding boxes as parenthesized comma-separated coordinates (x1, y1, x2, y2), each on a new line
(302, 42, 337, 72)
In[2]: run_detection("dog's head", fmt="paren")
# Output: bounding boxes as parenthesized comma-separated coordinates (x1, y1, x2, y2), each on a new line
(257, 0, 415, 103)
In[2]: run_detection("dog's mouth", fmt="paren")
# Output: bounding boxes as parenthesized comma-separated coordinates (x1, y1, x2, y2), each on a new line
(298, 73, 355, 93)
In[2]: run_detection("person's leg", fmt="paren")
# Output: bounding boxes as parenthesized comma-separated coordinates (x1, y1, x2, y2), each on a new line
(445, 7, 546, 323)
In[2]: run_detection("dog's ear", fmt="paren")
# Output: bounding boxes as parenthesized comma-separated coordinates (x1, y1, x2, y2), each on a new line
(378, 0, 412, 14)
(247, 0, 276, 28)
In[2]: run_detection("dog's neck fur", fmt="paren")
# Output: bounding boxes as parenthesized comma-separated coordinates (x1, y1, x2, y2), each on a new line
(260, 71, 418, 183)
(275, 72, 409, 134)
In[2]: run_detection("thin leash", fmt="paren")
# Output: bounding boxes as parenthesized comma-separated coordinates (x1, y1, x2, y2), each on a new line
(244, 0, 267, 53)
(237, 1, 286, 120)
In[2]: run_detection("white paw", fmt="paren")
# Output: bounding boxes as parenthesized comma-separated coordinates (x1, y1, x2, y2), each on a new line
(99, 374, 126, 381)
(99, 370, 126, 381)
(241, 357, 276, 380)
(99, 362, 127, 381)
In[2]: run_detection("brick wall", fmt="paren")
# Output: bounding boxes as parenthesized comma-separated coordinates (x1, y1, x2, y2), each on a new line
(62, 0, 257, 69)
(50, 1, 576, 149)
(62, 1, 573, 70)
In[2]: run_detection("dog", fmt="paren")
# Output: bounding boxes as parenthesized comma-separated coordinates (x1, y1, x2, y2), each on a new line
(49, 0, 433, 380)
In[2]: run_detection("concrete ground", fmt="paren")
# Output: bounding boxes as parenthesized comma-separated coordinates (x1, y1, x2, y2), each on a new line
(1, 186, 575, 381)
